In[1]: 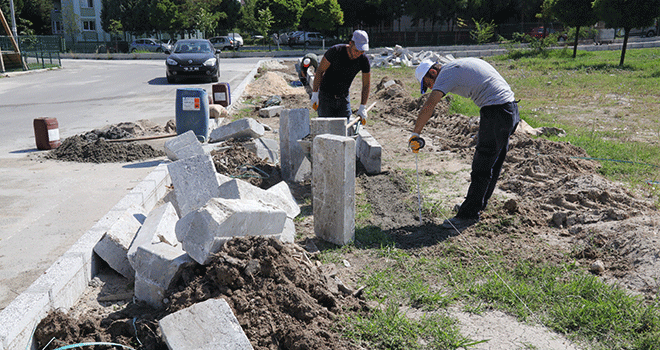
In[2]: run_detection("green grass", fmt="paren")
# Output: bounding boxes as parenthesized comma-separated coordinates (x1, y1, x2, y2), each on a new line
(342, 243, 660, 350)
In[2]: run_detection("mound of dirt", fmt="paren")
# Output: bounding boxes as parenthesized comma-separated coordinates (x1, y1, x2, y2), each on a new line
(34, 237, 365, 350)
(211, 140, 283, 189)
(45, 135, 165, 163)
(44, 119, 174, 163)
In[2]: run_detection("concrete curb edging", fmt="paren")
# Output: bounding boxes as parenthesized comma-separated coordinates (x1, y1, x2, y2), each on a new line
(0, 163, 171, 350)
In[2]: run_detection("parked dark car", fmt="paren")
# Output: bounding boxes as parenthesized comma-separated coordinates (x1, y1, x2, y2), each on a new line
(165, 39, 220, 83)
(209, 36, 237, 50)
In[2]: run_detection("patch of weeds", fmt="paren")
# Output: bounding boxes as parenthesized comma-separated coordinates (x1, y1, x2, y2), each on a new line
(316, 243, 356, 265)
(343, 303, 479, 350)
(356, 225, 394, 248)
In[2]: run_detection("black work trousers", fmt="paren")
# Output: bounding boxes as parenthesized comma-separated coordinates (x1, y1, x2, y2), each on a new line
(457, 101, 520, 219)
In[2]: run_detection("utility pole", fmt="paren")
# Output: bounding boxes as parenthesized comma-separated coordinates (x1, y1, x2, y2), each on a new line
(9, 0, 18, 39)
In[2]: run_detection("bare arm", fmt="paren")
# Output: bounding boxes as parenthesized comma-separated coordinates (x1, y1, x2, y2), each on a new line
(413, 90, 445, 134)
(312, 56, 331, 93)
(360, 72, 371, 105)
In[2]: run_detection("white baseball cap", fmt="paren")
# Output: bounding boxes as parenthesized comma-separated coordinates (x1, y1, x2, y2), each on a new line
(415, 60, 434, 94)
(351, 30, 369, 51)
(302, 57, 311, 67)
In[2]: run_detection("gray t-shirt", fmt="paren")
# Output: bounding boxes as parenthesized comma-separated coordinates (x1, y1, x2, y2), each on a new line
(432, 57, 514, 108)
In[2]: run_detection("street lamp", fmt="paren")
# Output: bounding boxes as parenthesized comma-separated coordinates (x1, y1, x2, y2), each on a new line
(9, 0, 18, 38)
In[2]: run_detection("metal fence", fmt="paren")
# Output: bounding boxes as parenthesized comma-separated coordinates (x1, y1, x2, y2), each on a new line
(0, 35, 63, 71)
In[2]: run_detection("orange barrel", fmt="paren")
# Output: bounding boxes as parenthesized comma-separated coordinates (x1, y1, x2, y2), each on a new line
(212, 83, 231, 107)
(34, 117, 61, 150)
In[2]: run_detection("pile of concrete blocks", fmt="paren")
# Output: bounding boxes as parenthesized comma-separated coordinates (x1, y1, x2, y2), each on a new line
(92, 131, 299, 309)
(368, 45, 457, 68)
(208, 117, 279, 164)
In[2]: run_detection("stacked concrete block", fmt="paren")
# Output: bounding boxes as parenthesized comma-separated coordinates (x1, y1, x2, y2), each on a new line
(258, 105, 284, 118)
(128, 203, 180, 265)
(160, 298, 254, 350)
(164, 130, 205, 161)
(311, 117, 346, 137)
(218, 178, 300, 219)
(167, 154, 220, 217)
(356, 128, 382, 174)
(245, 137, 279, 164)
(0, 289, 50, 350)
(130, 163, 171, 213)
(175, 198, 287, 265)
(280, 108, 311, 182)
(93, 205, 146, 280)
(217, 178, 300, 244)
(312, 134, 356, 245)
(209, 117, 265, 143)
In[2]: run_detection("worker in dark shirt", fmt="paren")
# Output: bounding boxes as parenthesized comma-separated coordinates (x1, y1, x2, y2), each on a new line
(310, 30, 371, 124)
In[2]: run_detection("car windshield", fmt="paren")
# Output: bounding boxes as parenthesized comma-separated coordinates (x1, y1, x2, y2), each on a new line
(174, 42, 213, 53)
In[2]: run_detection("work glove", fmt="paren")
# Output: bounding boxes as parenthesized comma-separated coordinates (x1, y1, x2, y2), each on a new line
(408, 133, 425, 153)
(311, 91, 319, 110)
(357, 104, 368, 125)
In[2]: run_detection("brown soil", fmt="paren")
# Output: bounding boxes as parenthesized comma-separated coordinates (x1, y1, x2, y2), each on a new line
(44, 119, 174, 163)
(33, 59, 660, 350)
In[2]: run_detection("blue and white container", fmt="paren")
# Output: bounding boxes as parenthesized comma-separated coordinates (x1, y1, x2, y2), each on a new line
(175, 88, 209, 142)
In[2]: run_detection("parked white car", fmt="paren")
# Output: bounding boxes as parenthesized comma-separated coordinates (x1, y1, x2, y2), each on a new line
(226, 33, 243, 47)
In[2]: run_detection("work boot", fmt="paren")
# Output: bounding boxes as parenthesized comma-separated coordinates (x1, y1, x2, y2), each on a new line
(441, 216, 478, 231)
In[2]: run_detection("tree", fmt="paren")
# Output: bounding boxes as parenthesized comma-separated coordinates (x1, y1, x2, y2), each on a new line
(19, 0, 52, 34)
(61, 2, 80, 45)
(255, 7, 272, 45)
(239, 0, 259, 33)
(300, 0, 343, 32)
(337, 0, 381, 28)
(149, 0, 179, 35)
(547, 0, 597, 58)
(255, 0, 302, 33)
(593, 0, 660, 65)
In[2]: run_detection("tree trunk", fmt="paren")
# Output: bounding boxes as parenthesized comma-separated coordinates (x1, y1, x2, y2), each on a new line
(620, 28, 629, 66)
(573, 26, 580, 58)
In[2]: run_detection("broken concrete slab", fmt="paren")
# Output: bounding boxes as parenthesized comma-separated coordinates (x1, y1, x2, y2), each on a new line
(93, 205, 146, 280)
(159, 298, 253, 350)
(356, 128, 382, 174)
(164, 130, 205, 161)
(280, 108, 311, 182)
(245, 137, 279, 164)
(209, 104, 230, 119)
(175, 198, 287, 265)
(133, 243, 195, 308)
(258, 105, 284, 118)
(218, 178, 300, 219)
(209, 117, 265, 143)
(167, 154, 220, 218)
(312, 134, 356, 245)
(128, 202, 179, 268)
(311, 117, 346, 137)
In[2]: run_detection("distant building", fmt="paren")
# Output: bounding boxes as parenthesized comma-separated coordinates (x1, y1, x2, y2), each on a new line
(51, 0, 110, 43)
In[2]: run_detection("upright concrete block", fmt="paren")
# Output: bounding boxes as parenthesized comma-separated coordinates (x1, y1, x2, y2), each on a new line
(159, 298, 253, 350)
(209, 117, 265, 143)
(218, 178, 300, 219)
(164, 130, 205, 161)
(245, 137, 279, 164)
(311, 117, 346, 137)
(175, 198, 287, 265)
(167, 154, 220, 217)
(280, 108, 311, 182)
(93, 205, 146, 280)
(312, 134, 355, 245)
(356, 128, 382, 174)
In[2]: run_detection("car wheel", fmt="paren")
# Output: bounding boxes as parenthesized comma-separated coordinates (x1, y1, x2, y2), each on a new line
(167, 75, 175, 84)
(130, 48, 137, 53)
(156, 48, 163, 52)
(211, 73, 219, 83)
(647, 30, 656, 37)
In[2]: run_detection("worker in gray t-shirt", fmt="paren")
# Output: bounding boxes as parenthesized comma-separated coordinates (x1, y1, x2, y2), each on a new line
(408, 57, 520, 231)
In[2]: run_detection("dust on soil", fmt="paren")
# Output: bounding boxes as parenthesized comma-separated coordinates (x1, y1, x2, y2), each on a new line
(34, 59, 660, 349)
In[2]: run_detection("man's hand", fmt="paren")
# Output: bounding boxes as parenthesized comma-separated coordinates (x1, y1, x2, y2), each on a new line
(357, 104, 368, 125)
(408, 133, 425, 153)
(311, 92, 319, 110)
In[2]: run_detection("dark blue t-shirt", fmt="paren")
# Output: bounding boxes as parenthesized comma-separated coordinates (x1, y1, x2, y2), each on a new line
(320, 44, 370, 97)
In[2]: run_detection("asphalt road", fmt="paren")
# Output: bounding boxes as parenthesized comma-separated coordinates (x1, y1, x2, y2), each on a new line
(0, 57, 263, 310)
